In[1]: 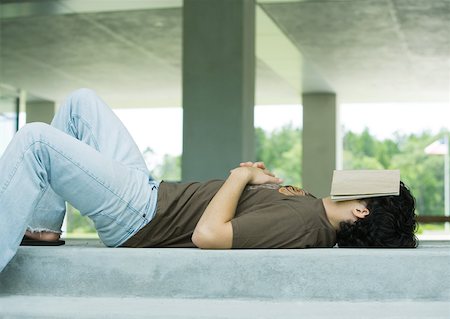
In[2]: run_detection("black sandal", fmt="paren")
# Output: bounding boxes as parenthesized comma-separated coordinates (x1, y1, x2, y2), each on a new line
(20, 235, 65, 246)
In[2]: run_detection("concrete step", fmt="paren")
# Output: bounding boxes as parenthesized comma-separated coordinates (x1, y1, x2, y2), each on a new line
(1, 240, 449, 301)
(0, 296, 449, 319)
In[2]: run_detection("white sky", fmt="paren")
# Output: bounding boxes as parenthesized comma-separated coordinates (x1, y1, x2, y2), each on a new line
(340, 103, 450, 139)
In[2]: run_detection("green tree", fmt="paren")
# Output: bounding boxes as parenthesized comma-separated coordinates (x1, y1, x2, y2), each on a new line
(343, 128, 400, 169)
(390, 131, 446, 216)
(152, 154, 181, 181)
(66, 205, 95, 234)
(343, 128, 448, 217)
(255, 124, 302, 186)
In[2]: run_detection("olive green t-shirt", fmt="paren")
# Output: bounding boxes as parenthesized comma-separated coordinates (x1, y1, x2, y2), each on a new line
(121, 180, 336, 249)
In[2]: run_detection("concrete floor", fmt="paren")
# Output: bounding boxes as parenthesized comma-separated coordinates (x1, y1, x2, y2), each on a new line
(1, 240, 449, 318)
(1, 296, 449, 319)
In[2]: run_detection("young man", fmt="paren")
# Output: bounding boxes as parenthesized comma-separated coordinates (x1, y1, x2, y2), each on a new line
(0, 89, 417, 272)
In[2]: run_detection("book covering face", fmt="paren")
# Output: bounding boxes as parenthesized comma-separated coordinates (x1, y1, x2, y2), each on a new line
(330, 170, 400, 201)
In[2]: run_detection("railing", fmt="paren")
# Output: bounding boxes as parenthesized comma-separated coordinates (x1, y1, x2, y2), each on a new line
(417, 216, 450, 223)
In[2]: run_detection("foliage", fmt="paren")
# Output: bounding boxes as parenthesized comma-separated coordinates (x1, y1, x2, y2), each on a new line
(343, 129, 399, 169)
(66, 205, 95, 234)
(152, 154, 181, 181)
(344, 128, 448, 217)
(255, 124, 302, 186)
(143, 147, 181, 181)
(256, 124, 448, 217)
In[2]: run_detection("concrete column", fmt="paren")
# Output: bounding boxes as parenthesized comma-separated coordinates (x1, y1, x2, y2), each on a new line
(26, 100, 55, 124)
(302, 93, 337, 198)
(182, 0, 255, 181)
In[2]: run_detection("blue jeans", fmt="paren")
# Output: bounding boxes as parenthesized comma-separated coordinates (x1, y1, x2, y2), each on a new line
(0, 88, 159, 271)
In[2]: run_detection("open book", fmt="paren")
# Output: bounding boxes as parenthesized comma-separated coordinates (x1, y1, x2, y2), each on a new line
(330, 169, 400, 201)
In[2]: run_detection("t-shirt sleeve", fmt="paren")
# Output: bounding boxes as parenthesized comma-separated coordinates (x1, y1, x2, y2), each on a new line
(230, 204, 320, 249)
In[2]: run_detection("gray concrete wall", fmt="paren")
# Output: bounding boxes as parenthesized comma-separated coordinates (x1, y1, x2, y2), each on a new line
(182, 0, 255, 181)
(302, 93, 337, 197)
(26, 100, 55, 124)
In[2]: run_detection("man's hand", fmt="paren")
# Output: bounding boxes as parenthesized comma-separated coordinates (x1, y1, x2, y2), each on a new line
(230, 165, 283, 185)
(239, 161, 266, 170)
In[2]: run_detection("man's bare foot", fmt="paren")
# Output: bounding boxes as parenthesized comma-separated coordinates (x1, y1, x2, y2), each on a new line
(25, 230, 61, 242)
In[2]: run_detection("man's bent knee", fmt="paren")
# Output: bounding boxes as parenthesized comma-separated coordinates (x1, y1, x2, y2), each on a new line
(16, 122, 52, 140)
(69, 88, 97, 102)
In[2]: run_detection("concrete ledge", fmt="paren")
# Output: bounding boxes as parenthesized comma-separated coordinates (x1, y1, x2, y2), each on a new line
(1, 241, 449, 301)
(0, 296, 449, 319)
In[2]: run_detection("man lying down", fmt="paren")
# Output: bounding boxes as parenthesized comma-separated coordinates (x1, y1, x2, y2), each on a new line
(0, 89, 417, 272)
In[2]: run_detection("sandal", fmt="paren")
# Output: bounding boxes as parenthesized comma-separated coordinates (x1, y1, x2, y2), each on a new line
(20, 235, 65, 246)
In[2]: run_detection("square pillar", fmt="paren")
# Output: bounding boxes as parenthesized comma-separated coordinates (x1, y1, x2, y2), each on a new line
(302, 93, 338, 198)
(26, 100, 55, 124)
(182, 0, 255, 181)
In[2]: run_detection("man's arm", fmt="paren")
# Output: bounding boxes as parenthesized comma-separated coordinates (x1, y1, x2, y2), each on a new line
(191, 165, 282, 249)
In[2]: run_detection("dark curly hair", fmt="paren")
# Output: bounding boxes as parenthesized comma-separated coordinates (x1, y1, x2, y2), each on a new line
(337, 181, 418, 248)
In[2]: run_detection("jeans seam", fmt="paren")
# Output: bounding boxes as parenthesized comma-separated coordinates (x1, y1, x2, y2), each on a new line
(70, 114, 100, 151)
(27, 184, 62, 233)
(96, 210, 132, 231)
(112, 215, 148, 247)
(67, 113, 148, 220)
(66, 111, 151, 227)
(0, 140, 33, 195)
(70, 115, 149, 176)
(1, 139, 144, 222)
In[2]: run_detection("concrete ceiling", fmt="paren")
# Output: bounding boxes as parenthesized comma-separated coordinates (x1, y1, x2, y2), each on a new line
(0, 0, 449, 108)
(260, 0, 450, 103)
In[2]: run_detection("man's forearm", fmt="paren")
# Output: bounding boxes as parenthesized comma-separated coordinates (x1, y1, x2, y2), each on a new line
(195, 169, 250, 231)
(191, 165, 282, 249)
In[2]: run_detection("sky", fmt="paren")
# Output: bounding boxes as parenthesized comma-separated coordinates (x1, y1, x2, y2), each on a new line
(340, 103, 450, 139)
(1, 103, 449, 159)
